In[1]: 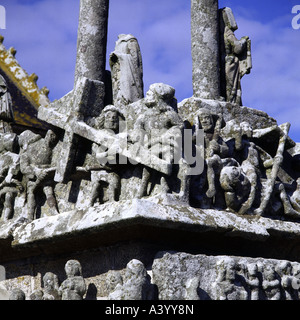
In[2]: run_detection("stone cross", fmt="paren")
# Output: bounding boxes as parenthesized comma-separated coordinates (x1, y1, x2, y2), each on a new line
(38, 0, 110, 183)
(38, 0, 172, 182)
(191, 0, 220, 100)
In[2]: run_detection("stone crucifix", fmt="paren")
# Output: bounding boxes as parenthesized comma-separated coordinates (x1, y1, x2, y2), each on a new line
(38, 0, 172, 183)
(38, 0, 110, 183)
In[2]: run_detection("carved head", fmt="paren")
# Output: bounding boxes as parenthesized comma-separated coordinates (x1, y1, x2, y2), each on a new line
(65, 260, 83, 278)
(197, 109, 214, 133)
(43, 272, 59, 292)
(222, 7, 238, 31)
(106, 270, 123, 293)
(124, 259, 147, 281)
(9, 288, 26, 300)
(247, 263, 258, 277)
(115, 34, 139, 54)
(45, 130, 58, 148)
(0, 133, 18, 153)
(96, 105, 124, 133)
(240, 121, 253, 139)
(264, 266, 277, 281)
(145, 83, 175, 108)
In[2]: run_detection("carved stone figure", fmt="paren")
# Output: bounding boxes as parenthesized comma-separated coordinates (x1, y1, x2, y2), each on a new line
(9, 288, 26, 300)
(108, 259, 155, 300)
(19, 129, 59, 221)
(42, 272, 61, 300)
(88, 105, 125, 205)
(132, 83, 184, 199)
(193, 108, 230, 206)
(0, 75, 14, 133)
(278, 179, 300, 219)
(277, 261, 298, 300)
(0, 133, 22, 221)
(109, 34, 144, 107)
(220, 7, 252, 105)
(213, 258, 237, 300)
(59, 260, 86, 300)
(30, 290, 44, 300)
(262, 266, 281, 300)
(220, 165, 251, 212)
(245, 263, 260, 300)
(105, 270, 123, 295)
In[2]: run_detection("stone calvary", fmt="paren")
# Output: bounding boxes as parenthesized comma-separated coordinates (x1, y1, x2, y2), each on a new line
(0, 0, 300, 300)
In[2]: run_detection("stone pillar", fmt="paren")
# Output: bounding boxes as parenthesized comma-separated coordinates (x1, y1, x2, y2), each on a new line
(74, 0, 110, 84)
(191, 0, 220, 100)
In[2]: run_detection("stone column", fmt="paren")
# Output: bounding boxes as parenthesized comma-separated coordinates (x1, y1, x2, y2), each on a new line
(74, 0, 110, 84)
(191, 0, 220, 100)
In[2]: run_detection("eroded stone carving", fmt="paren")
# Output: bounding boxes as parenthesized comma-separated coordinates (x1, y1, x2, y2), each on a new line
(88, 105, 125, 205)
(110, 34, 144, 107)
(19, 130, 59, 221)
(59, 260, 86, 300)
(108, 259, 156, 300)
(0, 75, 14, 134)
(220, 7, 252, 105)
(43, 272, 61, 300)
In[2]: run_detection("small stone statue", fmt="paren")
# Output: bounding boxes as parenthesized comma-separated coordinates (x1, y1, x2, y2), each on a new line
(194, 108, 229, 202)
(245, 263, 260, 300)
(0, 133, 22, 221)
(220, 165, 251, 212)
(59, 260, 86, 300)
(105, 270, 123, 296)
(213, 258, 237, 300)
(43, 272, 61, 300)
(220, 7, 252, 106)
(9, 288, 26, 300)
(108, 259, 155, 300)
(89, 105, 125, 205)
(132, 83, 184, 199)
(19, 129, 59, 221)
(109, 34, 144, 107)
(277, 261, 298, 300)
(262, 266, 281, 300)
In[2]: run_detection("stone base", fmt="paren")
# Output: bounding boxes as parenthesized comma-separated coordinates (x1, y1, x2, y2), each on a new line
(1, 198, 300, 299)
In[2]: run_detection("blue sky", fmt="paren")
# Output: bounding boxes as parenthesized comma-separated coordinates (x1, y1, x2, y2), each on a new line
(0, 0, 299, 142)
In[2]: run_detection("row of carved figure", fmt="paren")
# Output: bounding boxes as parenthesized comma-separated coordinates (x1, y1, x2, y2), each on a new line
(0, 81, 298, 222)
(6, 257, 300, 300)
(212, 258, 300, 301)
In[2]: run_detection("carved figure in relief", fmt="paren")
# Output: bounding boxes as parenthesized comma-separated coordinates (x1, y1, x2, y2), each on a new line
(245, 263, 260, 300)
(277, 261, 298, 300)
(88, 105, 125, 205)
(262, 266, 281, 300)
(19, 130, 59, 221)
(9, 288, 26, 300)
(220, 7, 252, 106)
(42, 272, 61, 300)
(194, 108, 232, 205)
(59, 260, 86, 300)
(109, 34, 144, 107)
(0, 133, 22, 221)
(132, 83, 184, 199)
(213, 258, 237, 300)
(108, 259, 155, 300)
(105, 270, 123, 296)
(0, 75, 14, 133)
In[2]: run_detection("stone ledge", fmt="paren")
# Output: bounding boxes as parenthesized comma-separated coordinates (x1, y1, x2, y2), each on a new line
(0, 199, 295, 262)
